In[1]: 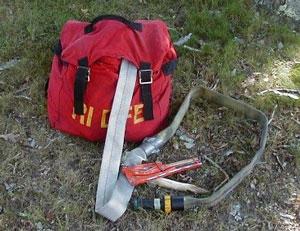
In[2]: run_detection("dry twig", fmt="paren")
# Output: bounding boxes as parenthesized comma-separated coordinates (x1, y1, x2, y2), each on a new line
(268, 104, 278, 125)
(149, 178, 209, 194)
(203, 155, 230, 191)
(183, 45, 201, 52)
(272, 153, 284, 170)
(210, 79, 219, 90)
(13, 95, 32, 101)
(258, 89, 300, 99)
(292, 118, 300, 126)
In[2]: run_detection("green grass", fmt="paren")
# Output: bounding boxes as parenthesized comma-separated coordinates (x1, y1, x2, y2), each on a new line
(176, 0, 300, 91)
(1, 0, 300, 230)
(290, 63, 300, 87)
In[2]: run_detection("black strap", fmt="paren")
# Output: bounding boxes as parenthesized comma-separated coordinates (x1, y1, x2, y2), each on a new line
(162, 59, 177, 75)
(84, 15, 143, 34)
(44, 78, 49, 98)
(47, 40, 63, 99)
(74, 57, 89, 115)
(139, 62, 154, 120)
(52, 40, 62, 56)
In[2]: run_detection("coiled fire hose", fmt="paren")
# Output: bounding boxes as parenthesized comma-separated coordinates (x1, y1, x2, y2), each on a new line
(124, 85, 268, 213)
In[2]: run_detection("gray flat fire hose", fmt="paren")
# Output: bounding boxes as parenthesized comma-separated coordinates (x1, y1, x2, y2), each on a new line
(95, 59, 137, 220)
(96, 84, 268, 221)
(131, 86, 268, 211)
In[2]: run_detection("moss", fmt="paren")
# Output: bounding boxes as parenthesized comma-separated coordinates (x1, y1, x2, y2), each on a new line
(289, 144, 300, 167)
(254, 94, 300, 111)
(290, 63, 300, 87)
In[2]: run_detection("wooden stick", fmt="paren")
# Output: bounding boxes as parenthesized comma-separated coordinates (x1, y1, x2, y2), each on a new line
(149, 178, 209, 194)
(268, 104, 278, 125)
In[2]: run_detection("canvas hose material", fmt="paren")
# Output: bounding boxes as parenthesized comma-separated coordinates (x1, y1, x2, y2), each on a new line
(95, 62, 268, 221)
(131, 86, 268, 211)
(95, 59, 137, 220)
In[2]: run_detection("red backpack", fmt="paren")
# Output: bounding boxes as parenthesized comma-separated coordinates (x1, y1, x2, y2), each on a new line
(47, 15, 177, 142)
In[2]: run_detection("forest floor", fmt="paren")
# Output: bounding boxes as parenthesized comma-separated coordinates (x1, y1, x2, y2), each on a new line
(0, 1, 299, 230)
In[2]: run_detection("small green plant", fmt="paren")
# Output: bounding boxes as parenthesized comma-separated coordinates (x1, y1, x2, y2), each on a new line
(290, 63, 300, 87)
(289, 143, 300, 167)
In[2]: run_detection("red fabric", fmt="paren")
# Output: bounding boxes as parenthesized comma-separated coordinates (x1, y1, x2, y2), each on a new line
(47, 19, 177, 142)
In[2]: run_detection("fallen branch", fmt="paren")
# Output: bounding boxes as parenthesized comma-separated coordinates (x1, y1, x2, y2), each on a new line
(203, 155, 229, 192)
(149, 178, 209, 194)
(258, 89, 300, 100)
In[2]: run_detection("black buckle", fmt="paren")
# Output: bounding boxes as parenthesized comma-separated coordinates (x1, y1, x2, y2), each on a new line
(77, 66, 90, 82)
(138, 69, 153, 85)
